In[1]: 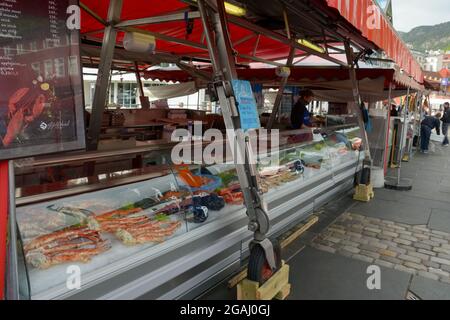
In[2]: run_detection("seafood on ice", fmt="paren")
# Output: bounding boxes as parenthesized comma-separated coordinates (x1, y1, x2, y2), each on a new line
(116, 220, 182, 245)
(259, 170, 302, 192)
(18, 205, 101, 241)
(99, 215, 151, 233)
(24, 227, 111, 269)
(258, 166, 287, 177)
(95, 204, 183, 245)
(96, 207, 143, 222)
(47, 205, 100, 230)
(218, 184, 244, 205)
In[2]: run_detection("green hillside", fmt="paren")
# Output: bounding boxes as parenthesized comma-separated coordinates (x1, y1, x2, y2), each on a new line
(399, 21, 450, 52)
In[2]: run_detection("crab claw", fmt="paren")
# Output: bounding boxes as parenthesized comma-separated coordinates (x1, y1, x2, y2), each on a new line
(24, 94, 46, 123)
(7, 88, 30, 118)
(2, 110, 25, 147)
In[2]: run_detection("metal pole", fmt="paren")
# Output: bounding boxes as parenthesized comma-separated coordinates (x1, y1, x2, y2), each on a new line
(197, 0, 221, 79)
(383, 84, 393, 174)
(267, 47, 295, 130)
(134, 62, 145, 97)
(198, 0, 275, 270)
(397, 85, 411, 184)
(0, 161, 8, 299)
(344, 41, 372, 162)
(407, 91, 419, 157)
(87, 0, 123, 150)
(134, 62, 150, 110)
(197, 89, 200, 110)
(6, 160, 19, 300)
(385, 84, 412, 190)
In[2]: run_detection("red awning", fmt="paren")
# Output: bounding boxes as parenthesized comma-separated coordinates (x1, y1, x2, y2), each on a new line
(80, 1, 422, 83)
(143, 67, 397, 88)
(325, 0, 423, 82)
(80, 0, 292, 64)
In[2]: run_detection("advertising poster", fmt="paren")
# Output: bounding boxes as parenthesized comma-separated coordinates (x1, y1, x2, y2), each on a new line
(231, 79, 261, 131)
(0, 0, 85, 160)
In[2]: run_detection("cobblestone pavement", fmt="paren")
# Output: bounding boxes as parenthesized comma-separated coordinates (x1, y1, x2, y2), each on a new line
(312, 212, 450, 284)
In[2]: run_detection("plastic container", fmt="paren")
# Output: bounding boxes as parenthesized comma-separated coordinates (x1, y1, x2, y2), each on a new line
(371, 166, 385, 188)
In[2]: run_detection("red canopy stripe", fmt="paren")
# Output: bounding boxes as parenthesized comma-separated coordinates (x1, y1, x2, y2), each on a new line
(326, 0, 423, 82)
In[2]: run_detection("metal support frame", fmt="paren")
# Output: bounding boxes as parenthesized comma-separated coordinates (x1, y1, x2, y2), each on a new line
(87, 0, 123, 150)
(398, 85, 411, 176)
(80, 2, 107, 26)
(6, 161, 19, 300)
(237, 53, 283, 67)
(408, 91, 422, 156)
(134, 62, 145, 97)
(252, 34, 260, 57)
(176, 61, 212, 81)
(134, 62, 150, 109)
(233, 33, 256, 47)
(198, 0, 276, 270)
(0, 160, 19, 300)
(385, 84, 413, 191)
(383, 83, 393, 174)
(344, 41, 371, 162)
(116, 26, 285, 68)
(224, 13, 347, 67)
(115, 11, 201, 28)
(0, 161, 8, 300)
(266, 47, 296, 130)
(279, 0, 375, 52)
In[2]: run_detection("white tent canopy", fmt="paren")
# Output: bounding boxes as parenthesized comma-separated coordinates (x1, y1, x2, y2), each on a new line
(143, 81, 198, 101)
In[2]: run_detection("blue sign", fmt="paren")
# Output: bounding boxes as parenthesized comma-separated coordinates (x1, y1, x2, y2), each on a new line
(442, 78, 448, 86)
(232, 80, 261, 131)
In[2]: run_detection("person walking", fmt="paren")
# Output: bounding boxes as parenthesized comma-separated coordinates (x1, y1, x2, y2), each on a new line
(390, 104, 399, 117)
(420, 113, 441, 153)
(441, 102, 450, 146)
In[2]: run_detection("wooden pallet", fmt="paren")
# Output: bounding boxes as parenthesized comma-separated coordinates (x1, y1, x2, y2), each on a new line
(353, 183, 374, 202)
(237, 262, 290, 300)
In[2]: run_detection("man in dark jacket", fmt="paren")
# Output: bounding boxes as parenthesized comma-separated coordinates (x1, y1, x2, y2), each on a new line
(390, 104, 399, 117)
(290, 89, 314, 129)
(441, 102, 450, 146)
(421, 113, 441, 153)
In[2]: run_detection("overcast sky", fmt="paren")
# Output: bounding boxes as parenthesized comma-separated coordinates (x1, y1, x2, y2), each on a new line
(392, 0, 450, 32)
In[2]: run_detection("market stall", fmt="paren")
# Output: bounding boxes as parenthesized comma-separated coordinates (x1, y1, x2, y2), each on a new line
(1, 0, 425, 300)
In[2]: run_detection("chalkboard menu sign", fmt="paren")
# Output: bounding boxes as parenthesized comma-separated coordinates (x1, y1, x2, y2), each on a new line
(0, 0, 85, 160)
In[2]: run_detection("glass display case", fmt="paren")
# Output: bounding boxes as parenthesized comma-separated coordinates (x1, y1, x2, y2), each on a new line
(14, 125, 362, 299)
(257, 126, 362, 195)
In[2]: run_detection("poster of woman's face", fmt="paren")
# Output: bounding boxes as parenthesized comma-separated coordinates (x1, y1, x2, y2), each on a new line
(0, 0, 85, 160)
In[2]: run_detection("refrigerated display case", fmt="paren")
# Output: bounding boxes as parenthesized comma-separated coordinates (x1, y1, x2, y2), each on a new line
(14, 126, 363, 300)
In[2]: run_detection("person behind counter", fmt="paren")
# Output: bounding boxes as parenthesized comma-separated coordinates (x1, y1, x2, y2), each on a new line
(420, 113, 441, 154)
(290, 89, 314, 130)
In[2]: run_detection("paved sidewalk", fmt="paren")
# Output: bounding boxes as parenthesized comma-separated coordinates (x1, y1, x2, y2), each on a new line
(199, 141, 450, 300)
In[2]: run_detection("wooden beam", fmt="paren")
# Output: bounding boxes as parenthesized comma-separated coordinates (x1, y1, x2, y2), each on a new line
(280, 215, 318, 249)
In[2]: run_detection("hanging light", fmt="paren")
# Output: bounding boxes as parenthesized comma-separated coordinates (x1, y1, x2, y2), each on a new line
(223, 2, 246, 16)
(297, 39, 325, 54)
(189, 1, 246, 17)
